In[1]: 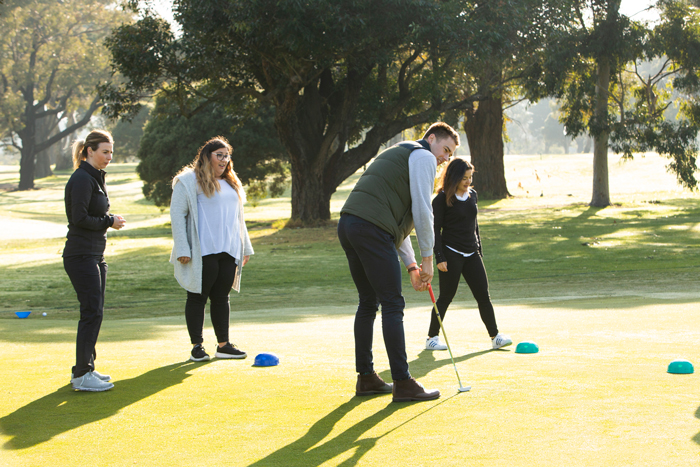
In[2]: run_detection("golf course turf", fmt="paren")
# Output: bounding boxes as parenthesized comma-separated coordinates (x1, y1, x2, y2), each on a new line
(0, 152, 698, 466)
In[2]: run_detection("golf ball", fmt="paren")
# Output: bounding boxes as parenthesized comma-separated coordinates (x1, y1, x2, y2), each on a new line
(42, 312, 47, 316)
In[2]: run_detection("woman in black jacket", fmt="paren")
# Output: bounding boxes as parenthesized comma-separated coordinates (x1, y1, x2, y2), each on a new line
(426, 157, 511, 352)
(63, 129, 125, 392)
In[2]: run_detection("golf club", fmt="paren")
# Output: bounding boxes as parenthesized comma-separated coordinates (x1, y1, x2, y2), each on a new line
(428, 284, 471, 392)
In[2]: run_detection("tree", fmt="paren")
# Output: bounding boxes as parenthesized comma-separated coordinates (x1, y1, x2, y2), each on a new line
(460, 0, 577, 198)
(136, 94, 287, 208)
(33, 112, 60, 178)
(529, 0, 700, 206)
(103, 0, 516, 224)
(0, 0, 131, 189)
(111, 104, 151, 162)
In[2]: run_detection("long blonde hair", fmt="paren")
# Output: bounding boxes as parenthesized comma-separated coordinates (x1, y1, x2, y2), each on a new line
(178, 136, 245, 202)
(71, 130, 113, 169)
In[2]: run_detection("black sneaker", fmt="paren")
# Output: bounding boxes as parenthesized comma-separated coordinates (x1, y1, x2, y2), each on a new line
(215, 342, 247, 359)
(190, 344, 211, 362)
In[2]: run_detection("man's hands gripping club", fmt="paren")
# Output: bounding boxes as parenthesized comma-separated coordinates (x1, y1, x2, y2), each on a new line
(408, 255, 434, 292)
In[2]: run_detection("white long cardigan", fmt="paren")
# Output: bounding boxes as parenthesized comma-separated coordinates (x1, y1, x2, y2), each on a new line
(169, 169, 254, 293)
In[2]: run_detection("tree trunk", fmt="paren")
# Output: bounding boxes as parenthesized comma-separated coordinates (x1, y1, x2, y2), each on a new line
(34, 113, 61, 179)
(17, 96, 102, 189)
(290, 163, 332, 222)
(589, 0, 622, 207)
(464, 95, 510, 199)
(55, 112, 76, 171)
(19, 145, 37, 190)
(590, 56, 612, 207)
(18, 103, 37, 190)
(35, 152, 52, 179)
(273, 76, 339, 224)
(54, 143, 73, 171)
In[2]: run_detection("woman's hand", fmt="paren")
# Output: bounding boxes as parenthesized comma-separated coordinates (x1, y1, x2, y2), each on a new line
(437, 262, 448, 272)
(177, 256, 191, 264)
(111, 215, 126, 230)
(242, 255, 250, 267)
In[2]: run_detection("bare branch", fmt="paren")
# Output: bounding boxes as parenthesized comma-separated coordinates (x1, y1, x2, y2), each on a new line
(9, 133, 22, 151)
(398, 49, 422, 98)
(35, 68, 59, 110)
(34, 95, 102, 154)
(504, 97, 528, 111)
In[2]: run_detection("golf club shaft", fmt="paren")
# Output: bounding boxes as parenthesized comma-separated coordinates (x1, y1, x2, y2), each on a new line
(428, 284, 465, 388)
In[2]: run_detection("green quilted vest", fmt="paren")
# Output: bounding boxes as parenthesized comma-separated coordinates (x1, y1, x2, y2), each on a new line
(341, 140, 429, 248)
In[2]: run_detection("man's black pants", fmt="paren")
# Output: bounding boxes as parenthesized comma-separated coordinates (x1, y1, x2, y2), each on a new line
(338, 214, 410, 381)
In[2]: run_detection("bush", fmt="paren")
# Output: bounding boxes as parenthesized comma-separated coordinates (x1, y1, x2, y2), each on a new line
(136, 95, 288, 207)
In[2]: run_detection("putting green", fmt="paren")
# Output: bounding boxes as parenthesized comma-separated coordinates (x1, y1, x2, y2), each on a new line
(1, 295, 698, 466)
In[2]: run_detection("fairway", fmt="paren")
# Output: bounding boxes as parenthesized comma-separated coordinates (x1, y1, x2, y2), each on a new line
(1, 152, 699, 466)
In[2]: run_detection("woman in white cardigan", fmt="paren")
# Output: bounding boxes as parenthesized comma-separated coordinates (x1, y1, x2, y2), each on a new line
(170, 136, 254, 362)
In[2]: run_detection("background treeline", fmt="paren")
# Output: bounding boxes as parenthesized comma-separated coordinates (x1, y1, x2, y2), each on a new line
(2, 0, 700, 218)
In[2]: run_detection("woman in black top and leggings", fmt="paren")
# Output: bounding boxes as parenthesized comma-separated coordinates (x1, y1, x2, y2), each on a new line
(425, 157, 511, 351)
(63, 129, 125, 392)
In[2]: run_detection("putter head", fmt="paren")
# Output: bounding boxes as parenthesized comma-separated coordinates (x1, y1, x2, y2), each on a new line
(458, 386, 471, 392)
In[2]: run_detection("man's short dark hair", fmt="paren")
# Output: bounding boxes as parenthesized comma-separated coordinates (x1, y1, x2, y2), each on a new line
(423, 122, 460, 146)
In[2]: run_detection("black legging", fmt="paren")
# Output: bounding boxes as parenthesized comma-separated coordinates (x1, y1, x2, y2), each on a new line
(64, 254, 107, 378)
(429, 247, 498, 338)
(185, 252, 237, 345)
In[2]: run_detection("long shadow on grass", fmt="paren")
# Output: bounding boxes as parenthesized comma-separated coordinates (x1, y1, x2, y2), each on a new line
(408, 348, 496, 381)
(376, 348, 497, 386)
(246, 350, 493, 466)
(246, 394, 455, 467)
(0, 360, 208, 450)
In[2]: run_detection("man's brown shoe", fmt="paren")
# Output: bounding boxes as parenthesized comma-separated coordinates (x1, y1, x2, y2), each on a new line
(356, 372, 393, 395)
(392, 377, 440, 402)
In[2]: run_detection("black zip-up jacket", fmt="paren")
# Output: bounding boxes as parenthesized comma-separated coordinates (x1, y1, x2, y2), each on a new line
(63, 160, 114, 257)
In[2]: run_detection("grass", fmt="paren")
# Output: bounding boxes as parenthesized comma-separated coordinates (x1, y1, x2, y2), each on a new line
(0, 153, 699, 466)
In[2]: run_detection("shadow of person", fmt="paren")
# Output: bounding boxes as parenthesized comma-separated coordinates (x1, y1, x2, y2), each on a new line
(244, 344, 492, 466)
(247, 395, 453, 467)
(377, 348, 496, 387)
(693, 405, 700, 445)
(0, 361, 208, 450)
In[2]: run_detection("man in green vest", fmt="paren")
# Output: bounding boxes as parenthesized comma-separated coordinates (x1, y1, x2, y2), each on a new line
(338, 122, 459, 402)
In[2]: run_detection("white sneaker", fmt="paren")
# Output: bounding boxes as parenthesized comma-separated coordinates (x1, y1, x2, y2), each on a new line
(71, 372, 114, 392)
(71, 370, 111, 382)
(425, 336, 448, 350)
(492, 333, 512, 349)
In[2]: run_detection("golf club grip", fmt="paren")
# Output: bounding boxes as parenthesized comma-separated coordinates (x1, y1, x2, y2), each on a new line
(428, 284, 436, 303)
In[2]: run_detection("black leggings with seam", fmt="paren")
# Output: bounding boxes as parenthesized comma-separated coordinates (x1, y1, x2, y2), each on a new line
(429, 247, 499, 338)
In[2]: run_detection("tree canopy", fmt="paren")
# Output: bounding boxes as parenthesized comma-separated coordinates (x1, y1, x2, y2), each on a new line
(0, 0, 132, 189)
(104, 0, 503, 223)
(527, 0, 700, 205)
(106, 0, 700, 215)
(458, 0, 576, 198)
